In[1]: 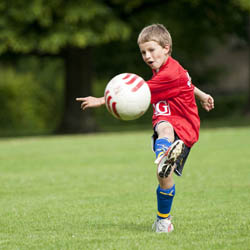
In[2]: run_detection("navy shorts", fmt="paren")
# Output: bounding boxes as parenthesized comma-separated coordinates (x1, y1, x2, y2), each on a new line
(152, 126, 191, 176)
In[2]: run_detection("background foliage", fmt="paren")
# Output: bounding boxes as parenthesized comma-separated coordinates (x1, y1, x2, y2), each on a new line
(0, 57, 64, 135)
(0, 0, 249, 136)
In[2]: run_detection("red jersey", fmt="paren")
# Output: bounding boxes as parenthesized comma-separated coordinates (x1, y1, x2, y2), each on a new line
(147, 56, 200, 147)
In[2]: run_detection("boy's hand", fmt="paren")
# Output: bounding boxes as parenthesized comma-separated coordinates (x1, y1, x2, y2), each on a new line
(194, 87, 214, 112)
(200, 94, 214, 112)
(76, 96, 105, 110)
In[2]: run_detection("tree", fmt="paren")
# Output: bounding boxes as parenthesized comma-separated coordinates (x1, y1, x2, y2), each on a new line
(235, 1, 250, 113)
(0, 0, 131, 133)
(1, 0, 250, 135)
(97, 0, 250, 113)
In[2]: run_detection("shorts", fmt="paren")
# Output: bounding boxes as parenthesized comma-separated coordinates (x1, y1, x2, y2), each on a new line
(152, 122, 191, 176)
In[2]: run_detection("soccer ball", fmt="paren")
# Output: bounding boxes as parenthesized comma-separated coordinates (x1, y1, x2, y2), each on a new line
(104, 73, 151, 120)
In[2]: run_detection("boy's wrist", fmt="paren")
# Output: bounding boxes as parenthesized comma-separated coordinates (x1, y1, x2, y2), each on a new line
(198, 92, 208, 101)
(100, 97, 105, 106)
(194, 87, 207, 101)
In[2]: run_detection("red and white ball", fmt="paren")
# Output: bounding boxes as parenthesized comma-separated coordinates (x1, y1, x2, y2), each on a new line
(104, 73, 151, 120)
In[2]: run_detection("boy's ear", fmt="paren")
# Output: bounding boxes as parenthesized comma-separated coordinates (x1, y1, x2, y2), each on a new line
(164, 44, 170, 54)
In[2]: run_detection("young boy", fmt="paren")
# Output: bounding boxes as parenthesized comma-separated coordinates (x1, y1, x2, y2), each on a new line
(76, 24, 214, 233)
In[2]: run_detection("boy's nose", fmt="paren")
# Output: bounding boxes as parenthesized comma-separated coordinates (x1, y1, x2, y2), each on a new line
(145, 51, 151, 59)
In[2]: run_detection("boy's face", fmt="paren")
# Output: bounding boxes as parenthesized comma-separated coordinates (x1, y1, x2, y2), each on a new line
(139, 41, 169, 71)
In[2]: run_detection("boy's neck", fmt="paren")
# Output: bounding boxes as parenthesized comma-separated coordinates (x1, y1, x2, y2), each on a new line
(154, 55, 171, 74)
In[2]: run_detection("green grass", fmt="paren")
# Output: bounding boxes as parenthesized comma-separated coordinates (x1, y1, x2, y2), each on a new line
(0, 127, 250, 250)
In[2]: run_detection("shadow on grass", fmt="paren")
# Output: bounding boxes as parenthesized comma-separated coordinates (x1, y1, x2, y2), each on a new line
(85, 220, 152, 233)
(118, 221, 152, 233)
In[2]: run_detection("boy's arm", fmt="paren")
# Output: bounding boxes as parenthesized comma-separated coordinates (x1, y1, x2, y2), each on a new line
(76, 96, 105, 110)
(194, 87, 214, 112)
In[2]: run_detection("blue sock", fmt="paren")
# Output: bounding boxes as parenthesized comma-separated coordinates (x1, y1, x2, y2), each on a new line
(156, 184, 175, 219)
(154, 137, 172, 159)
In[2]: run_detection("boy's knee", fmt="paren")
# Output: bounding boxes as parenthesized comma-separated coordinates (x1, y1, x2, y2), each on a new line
(156, 122, 174, 141)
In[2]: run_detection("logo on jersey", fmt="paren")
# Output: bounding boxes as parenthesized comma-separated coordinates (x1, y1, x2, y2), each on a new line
(153, 101, 171, 116)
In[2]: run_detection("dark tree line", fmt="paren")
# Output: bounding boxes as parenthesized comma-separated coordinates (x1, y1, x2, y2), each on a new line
(0, 0, 249, 133)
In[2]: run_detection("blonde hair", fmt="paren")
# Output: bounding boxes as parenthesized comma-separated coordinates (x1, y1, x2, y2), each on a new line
(137, 24, 172, 55)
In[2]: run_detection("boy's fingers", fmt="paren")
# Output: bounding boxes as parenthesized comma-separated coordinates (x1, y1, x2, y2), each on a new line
(208, 97, 214, 104)
(76, 97, 86, 102)
(81, 102, 87, 109)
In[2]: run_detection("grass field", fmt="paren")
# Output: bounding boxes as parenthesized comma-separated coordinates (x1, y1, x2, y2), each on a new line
(0, 127, 250, 250)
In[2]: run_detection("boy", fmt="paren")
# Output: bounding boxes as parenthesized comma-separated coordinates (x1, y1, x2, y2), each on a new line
(76, 24, 214, 233)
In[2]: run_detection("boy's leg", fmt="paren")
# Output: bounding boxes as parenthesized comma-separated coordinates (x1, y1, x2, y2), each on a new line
(153, 168, 176, 233)
(154, 122, 185, 178)
(154, 122, 175, 163)
(152, 121, 186, 233)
